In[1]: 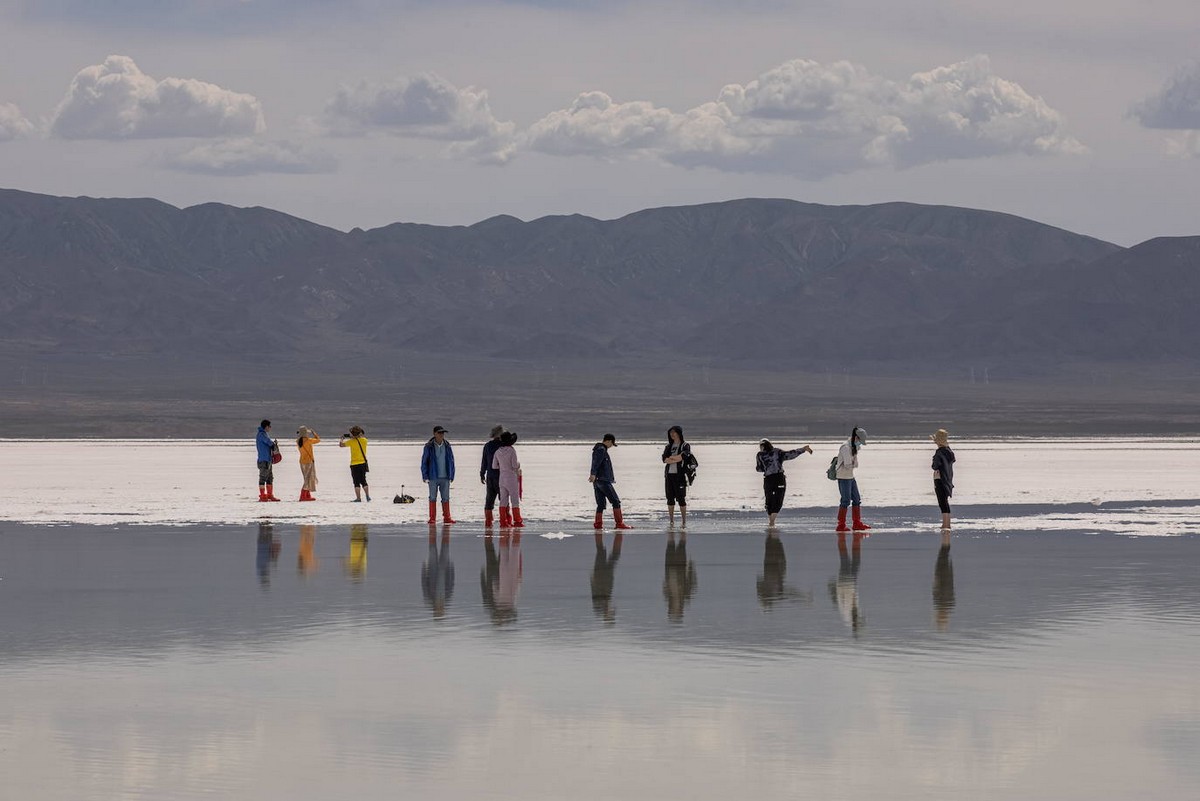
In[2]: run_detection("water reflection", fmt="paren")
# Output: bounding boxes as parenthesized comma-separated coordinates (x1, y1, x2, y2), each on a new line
(663, 531, 697, 623)
(255, 521, 281, 587)
(933, 531, 955, 631)
(590, 531, 624, 623)
(346, 524, 368, 581)
(756, 532, 812, 609)
(421, 528, 455, 618)
(297, 524, 318, 577)
(481, 532, 522, 625)
(829, 532, 865, 635)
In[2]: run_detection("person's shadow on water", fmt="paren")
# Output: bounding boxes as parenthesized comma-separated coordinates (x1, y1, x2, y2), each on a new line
(591, 531, 623, 624)
(663, 531, 697, 623)
(828, 532, 865, 635)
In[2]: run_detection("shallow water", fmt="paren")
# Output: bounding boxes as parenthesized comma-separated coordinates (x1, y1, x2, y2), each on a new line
(1, 523, 1198, 800)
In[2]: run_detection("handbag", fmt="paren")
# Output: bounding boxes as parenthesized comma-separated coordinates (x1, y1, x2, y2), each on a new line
(826, 456, 838, 480)
(355, 437, 369, 472)
(270, 442, 282, 465)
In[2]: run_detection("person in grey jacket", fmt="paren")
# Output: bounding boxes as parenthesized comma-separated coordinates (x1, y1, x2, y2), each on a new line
(589, 434, 632, 530)
(931, 428, 956, 529)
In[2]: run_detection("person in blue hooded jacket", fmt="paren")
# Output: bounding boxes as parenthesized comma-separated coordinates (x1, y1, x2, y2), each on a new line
(255, 420, 280, 502)
(421, 426, 457, 524)
(589, 433, 632, 530)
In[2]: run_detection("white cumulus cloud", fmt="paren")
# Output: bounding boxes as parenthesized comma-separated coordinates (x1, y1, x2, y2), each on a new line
(50, 55, 265, 140)
(1131, 63, 1200, 130)
(502, 55, 1082, 177)
(324, 72, 515, 154)
(162, 138, 337, 176)
(0, 102, 37, 140)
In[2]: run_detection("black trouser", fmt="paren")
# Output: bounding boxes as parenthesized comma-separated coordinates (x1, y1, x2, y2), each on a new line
(763, 473, 786, 515)
(934, 479, 951, 514)
(484, 474, 500, 510)
(594, 481, 621, 512)
(665, 472, 688, 507)
(257, 460, 273, 486)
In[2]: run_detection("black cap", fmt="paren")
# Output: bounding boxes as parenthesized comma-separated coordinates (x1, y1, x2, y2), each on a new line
(602, 433, 617, 445)
(433, 426, 448, 434)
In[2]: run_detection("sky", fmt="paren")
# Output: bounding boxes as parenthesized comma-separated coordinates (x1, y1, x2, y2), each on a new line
(0, 0, 1197, 245)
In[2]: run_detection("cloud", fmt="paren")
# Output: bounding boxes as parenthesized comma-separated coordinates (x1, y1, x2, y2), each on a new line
(50, 55, 265, 140)
(0, 102, 37, 140)
(1163, 132, 1200, 159)
(507, 55, 1082, 177)
(162, 138, 337, 176)
(324, 72, 515, 156)
(1131, 63, 1200, 129)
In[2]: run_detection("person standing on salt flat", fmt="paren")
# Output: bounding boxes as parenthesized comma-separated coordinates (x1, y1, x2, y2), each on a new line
(296, 426, 320, 501)
(421, 426, 457, 524)
(492, 431, 524, 528)
(339, 426, 370, 502)
(256, 420, 281, 502)
(589, 433, 633, 530)
(835, 426, 871, 532)
(755, 438, 813, 527)
(662, 425, 692, 528)
(480, 425, 505, 528)
(931, 429, 956, 530)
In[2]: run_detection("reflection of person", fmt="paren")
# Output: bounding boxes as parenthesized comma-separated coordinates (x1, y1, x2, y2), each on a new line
(338, 426, 370, 502)
(828, 532, 865, 635)
(256, 521, 280, 586)
(590, 433, 632, 530)
(297, 524, 318, 576)
(480, 425, 505, 528)
(755, 439, 813, 527)
(421, 426, 457, 524)
(296, 426, 320, 502)
(662, 425, 692, 528)
(421, 528, 456, 618)
(480, 534, 508, 624)
(835, 426, 870, 532)
(757, 533, 813, 609)
(346, 524, 368, 581)
(492, 432, 524, 528)
(933, 531, 955, 631)
(256, 420, 280, 502)
(931, 429, 956, 530)
(480, 532, 522, 625)
(663, 531, 697, 622)
(590, 531, 624, 623)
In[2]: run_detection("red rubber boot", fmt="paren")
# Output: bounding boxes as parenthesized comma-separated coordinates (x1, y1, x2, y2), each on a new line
(265, 485, 281, 502)
(427, 501, 437, 524)
(259, 486, 269, 502)
(511, 507, 524, 528)
(852, 507, 871, 531)
(485, 509, 494, 528)
(593, 512, 603, 530)
(613, 508, 633, 530)
(441, 502, 457, 524)
(836, 506, 849, 532)
(499, 507, 512, 527)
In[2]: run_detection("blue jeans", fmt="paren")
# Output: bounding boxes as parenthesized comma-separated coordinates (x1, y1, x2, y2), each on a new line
(593, 481, 621, 512)
(428, 478, 451, 502)
(837, 478, 861, 508)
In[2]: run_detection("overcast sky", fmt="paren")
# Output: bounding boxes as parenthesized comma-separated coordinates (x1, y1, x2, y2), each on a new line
(0, 0, 1197, 245)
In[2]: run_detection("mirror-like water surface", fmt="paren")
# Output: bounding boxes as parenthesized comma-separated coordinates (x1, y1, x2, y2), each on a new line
(2, 524, 1198, 800)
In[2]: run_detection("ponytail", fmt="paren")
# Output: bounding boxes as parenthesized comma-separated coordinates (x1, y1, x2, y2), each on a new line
(850, 426, 859, 457)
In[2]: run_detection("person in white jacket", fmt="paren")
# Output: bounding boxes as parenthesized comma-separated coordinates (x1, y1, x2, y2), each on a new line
(835, 426, 871, 532)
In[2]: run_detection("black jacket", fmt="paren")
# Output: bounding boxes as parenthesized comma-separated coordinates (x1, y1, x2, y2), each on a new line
(932, 446, 956, 494)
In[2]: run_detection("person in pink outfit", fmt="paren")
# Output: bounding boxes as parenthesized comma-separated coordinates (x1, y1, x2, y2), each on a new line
(491, 431, 524, 527)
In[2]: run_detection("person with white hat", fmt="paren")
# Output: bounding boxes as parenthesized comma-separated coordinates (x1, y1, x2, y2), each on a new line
(931, 429, 956, 529)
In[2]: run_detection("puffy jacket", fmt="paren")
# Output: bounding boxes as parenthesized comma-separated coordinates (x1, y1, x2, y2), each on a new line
(256, 427, 275, 462)
(421, 439, 456, 481)
(590, 443, 615, 483)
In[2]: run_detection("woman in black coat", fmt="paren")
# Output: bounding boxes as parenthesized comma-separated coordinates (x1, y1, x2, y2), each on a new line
(931, 429, 956, 529)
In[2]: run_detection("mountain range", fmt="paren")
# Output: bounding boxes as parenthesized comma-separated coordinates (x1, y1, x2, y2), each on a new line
(0, 187, 1193, 371)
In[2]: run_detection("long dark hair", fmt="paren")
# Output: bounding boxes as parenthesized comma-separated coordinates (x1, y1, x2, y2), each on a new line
(850, 426, 860, 456)
(667, 425, 684, 445)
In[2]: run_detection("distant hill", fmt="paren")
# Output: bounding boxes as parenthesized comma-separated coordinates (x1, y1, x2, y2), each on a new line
(0, 187, 1165, 371)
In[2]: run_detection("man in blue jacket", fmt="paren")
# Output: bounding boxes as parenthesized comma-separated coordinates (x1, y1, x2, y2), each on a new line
(589, 433, 632, 530)
(256, 420, 280, 502)
(421, 426, 457, 524)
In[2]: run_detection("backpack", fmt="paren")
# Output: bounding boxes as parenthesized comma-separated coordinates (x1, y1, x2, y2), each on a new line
(826, 456, 838, 481)
(683, 451, 699, 485)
